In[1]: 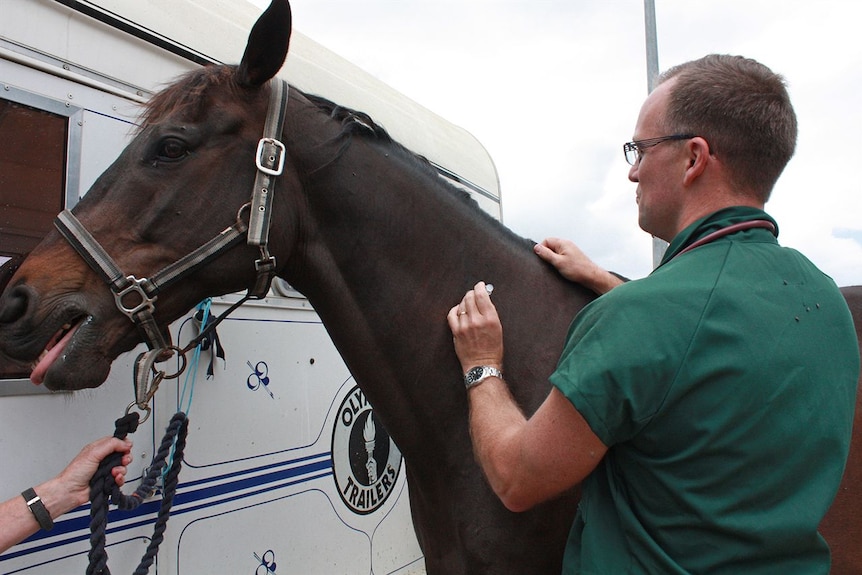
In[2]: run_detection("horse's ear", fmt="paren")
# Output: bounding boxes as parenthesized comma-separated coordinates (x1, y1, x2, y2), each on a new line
(236, 0, 292, 87)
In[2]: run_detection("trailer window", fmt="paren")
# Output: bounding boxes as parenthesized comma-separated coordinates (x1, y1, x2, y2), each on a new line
(0, 98, 67, 260)
(0, 95, 70, 383)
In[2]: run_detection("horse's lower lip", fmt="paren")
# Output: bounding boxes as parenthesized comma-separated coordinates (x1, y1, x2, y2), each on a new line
(30, 319, 83, 385)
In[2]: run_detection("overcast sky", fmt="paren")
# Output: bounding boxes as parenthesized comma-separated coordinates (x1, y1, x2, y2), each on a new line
(252, 0, 861, 286)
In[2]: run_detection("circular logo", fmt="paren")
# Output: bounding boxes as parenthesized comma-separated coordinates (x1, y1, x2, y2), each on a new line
(332, 385, 402, 515)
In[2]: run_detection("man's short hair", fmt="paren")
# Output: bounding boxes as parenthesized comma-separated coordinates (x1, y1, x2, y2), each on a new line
(658, 54, 797, 202)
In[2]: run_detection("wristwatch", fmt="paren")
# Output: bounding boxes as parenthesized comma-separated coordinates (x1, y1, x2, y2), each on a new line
(22, 487, 53, 531)
(464, 366, 503, 391)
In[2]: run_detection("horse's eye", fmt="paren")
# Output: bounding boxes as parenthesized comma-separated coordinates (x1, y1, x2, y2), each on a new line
(158, 138, 189, 161)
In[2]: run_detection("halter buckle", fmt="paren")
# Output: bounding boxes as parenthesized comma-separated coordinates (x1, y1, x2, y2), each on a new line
(250, 251, 276, 299)
(114, 275, 157, 319)
(255, 137, 286, 176)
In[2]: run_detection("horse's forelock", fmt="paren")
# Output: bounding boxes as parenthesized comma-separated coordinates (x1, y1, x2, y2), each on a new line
(139, 66, 246, 129)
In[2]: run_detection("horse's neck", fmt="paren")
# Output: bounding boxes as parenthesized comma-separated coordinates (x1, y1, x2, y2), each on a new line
(282, 127, 591, 458)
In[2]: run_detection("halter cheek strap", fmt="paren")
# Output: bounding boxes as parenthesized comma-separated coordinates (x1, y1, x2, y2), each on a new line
(248, 77, 289, 296)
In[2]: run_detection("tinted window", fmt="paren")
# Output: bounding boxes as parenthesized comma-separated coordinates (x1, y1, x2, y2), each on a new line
(0, 99, 67, 259)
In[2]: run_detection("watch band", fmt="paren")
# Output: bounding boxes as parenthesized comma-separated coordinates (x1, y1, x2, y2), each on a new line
(22, 487, 54, 531)
(464, 365, 503, 391)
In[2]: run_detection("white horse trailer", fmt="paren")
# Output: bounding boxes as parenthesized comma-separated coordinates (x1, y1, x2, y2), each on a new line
(0, 1, 500, 573)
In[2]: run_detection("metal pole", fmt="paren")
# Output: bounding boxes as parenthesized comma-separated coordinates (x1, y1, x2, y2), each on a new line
(643, 0, 668, 267)
(644, 0, 659, 92)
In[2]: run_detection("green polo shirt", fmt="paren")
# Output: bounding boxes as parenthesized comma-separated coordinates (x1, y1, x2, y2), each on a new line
(551, 207, 859, 574)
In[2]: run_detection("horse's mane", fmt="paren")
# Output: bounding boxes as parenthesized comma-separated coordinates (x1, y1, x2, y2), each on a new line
(305, 92, 535, 249)
(301, 93, 451, 184)
(304, 93, 394, 144)
(301, 93, 524, 241)
(303, 94, 537, 252)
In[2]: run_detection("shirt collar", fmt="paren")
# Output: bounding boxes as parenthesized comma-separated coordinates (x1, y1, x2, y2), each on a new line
(658, 206, 779, 268)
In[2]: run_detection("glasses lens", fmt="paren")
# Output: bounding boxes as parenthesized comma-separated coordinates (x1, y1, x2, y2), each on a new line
(624, 143, 638, 166)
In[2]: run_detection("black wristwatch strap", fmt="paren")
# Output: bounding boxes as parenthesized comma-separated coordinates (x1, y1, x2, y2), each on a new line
(22, 487, 54, 531)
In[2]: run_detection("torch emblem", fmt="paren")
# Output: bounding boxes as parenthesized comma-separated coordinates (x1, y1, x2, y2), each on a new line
(331, 385, 402, 515)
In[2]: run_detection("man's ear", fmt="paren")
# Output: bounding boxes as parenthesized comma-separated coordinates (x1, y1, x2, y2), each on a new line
(682, 136, 711, 185)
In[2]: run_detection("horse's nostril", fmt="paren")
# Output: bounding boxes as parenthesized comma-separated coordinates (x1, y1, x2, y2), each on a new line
(0, 284, 31, 324)
(0, 254, 26, 294)
(0, 255, 31, 324)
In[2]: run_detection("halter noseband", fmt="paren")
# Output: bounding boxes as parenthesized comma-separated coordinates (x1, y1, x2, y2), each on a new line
(54, 78, 289, 411)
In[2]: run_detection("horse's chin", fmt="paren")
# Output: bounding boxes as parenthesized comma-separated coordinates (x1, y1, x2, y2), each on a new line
(41, 351, 112, 391)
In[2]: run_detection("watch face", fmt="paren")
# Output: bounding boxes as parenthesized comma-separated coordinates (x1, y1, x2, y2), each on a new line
(466, 366, 484, 384)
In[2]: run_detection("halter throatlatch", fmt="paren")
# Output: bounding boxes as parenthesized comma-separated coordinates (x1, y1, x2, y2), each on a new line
(54, 78, 289, 414)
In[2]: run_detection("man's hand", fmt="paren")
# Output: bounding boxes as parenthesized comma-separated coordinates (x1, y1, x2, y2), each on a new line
(534, 238, 624, 295)
(447, 281, 503, 374)
(51, 436, 133, 512)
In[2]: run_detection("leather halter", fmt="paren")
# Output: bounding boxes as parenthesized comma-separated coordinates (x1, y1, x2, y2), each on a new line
(54, 78, 289, 409)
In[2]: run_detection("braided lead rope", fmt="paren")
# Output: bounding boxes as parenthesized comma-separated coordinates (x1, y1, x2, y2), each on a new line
(87, 411, 189, 575)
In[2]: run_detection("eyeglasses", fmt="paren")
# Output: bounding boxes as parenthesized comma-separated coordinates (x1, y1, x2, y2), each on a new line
(623, 134, 696, 166)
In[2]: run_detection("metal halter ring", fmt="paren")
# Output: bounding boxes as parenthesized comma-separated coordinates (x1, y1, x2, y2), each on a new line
(154, 346, 188, 380)
(125, 400, 153, 425)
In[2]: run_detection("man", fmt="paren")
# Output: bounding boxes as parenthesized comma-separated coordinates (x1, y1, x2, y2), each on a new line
(448, 54, 859, 574)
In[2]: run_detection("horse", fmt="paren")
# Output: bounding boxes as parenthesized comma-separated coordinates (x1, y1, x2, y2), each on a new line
(0, 1, 858, 572)
(826, 286, 862, 575)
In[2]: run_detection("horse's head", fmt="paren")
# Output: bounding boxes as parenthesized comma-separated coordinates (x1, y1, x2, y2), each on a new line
(0, 0, 296, 390)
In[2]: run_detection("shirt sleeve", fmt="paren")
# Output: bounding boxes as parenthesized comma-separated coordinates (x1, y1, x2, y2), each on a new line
(549, 282, 686, 446)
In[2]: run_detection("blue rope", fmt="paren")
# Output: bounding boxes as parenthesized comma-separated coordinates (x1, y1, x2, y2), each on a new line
(178, 298, 211, 415)
(161, 299, 211, 484)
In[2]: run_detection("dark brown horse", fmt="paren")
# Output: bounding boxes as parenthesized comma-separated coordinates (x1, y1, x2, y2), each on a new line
(827, 286, 862, 575)
(0, 2, 858, 573)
